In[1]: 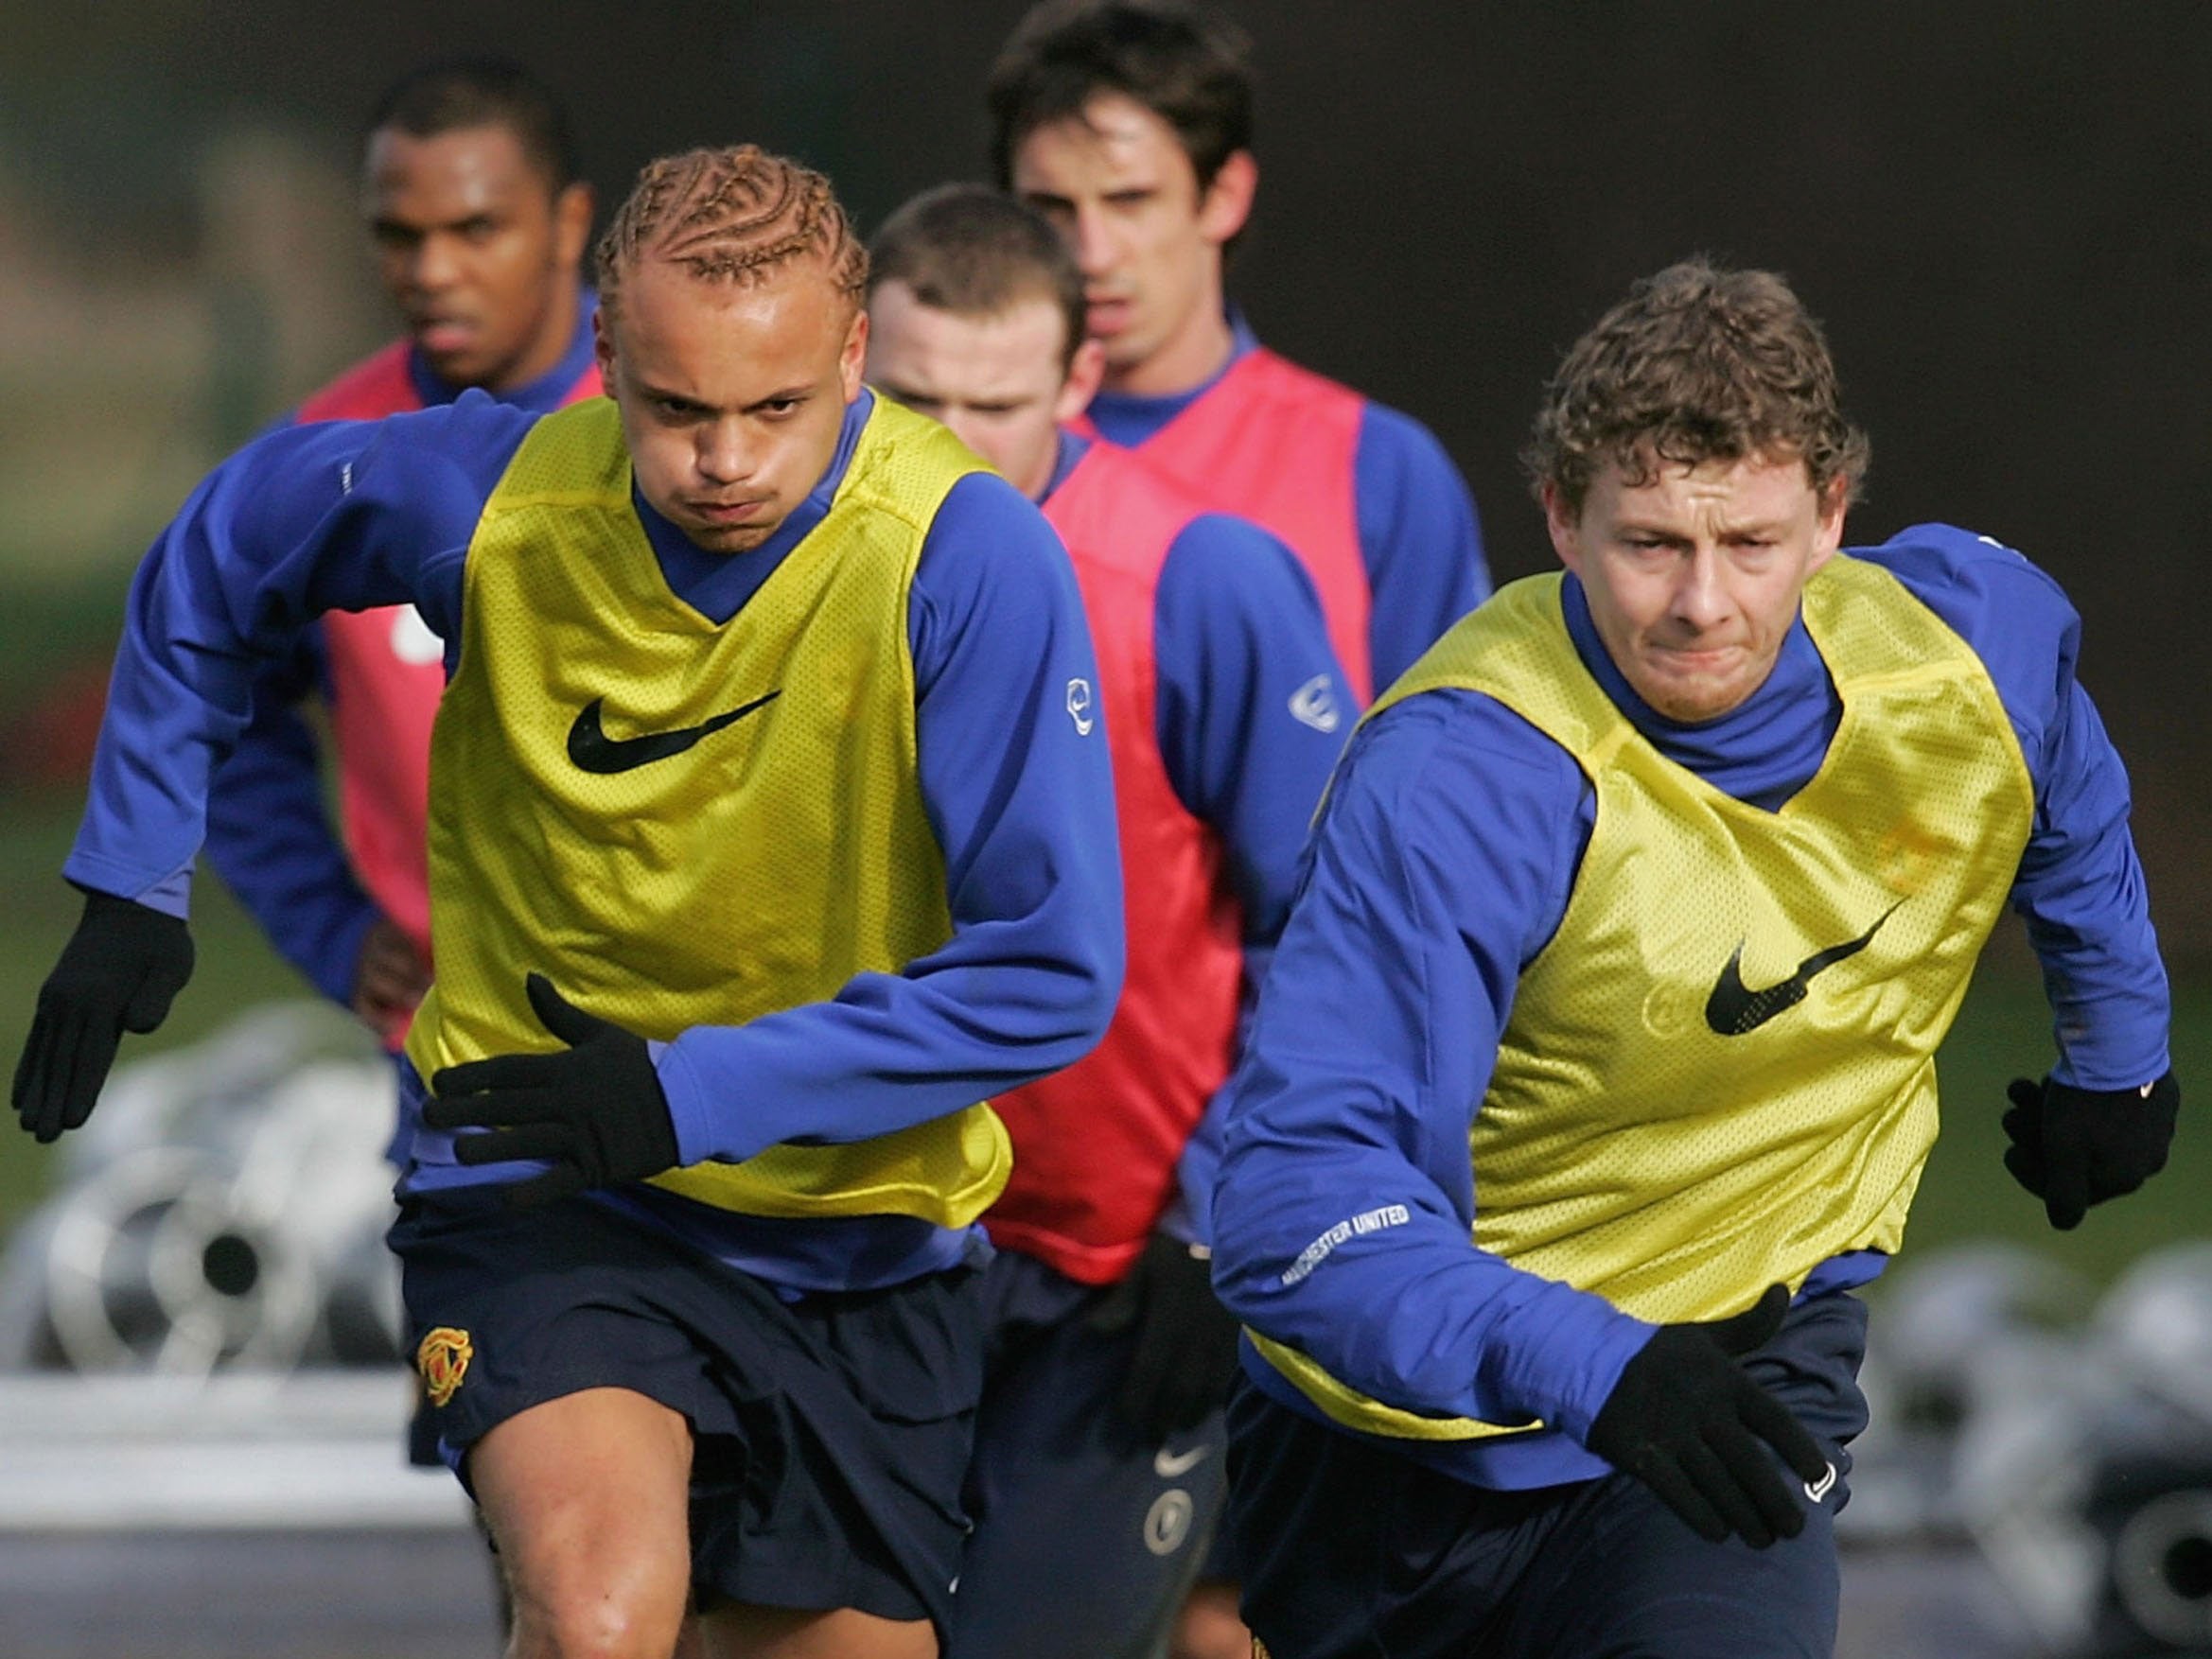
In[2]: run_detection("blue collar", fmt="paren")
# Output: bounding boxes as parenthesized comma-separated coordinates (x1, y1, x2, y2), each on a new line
(627, 390, 876, 625)
(1560, 571, 1839, 807)
(1082, 306, 1258, 445)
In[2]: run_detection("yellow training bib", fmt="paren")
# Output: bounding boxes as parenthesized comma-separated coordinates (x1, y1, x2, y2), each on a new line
(404, 396, 1010, 1227)
(1256, 558, 2035, 1439)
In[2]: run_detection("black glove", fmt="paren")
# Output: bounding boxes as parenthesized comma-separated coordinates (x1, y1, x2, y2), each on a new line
(1585, 1284, 1830, 1549)
(2002, 1070, 2179, 1231)
(425, 973, 679, 1208)
(13, 890, 195, 1144)
(1088, 1231, 1244, 1444)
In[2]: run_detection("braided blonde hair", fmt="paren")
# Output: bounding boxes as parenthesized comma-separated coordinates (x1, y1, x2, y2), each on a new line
(596, 145, 867, 320)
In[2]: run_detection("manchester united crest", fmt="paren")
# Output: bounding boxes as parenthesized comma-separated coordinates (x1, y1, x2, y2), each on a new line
(416, 1325, 474, 1407)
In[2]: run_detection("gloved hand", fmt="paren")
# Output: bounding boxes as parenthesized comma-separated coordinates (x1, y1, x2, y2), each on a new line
(425, 972, 678, 1208)
(1089, 1231, 1243, 1444)
(2002, 1070, 2180, 1231)
(13, 890, 195, 1143)
(1585, 1284, 1830, 1549)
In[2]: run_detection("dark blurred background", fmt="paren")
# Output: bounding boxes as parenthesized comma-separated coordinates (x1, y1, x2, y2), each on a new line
(0, 1, 2203, 1228)
(2, 0, 2203, 928)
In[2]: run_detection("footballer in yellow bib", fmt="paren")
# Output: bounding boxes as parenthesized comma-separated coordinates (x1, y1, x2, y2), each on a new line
(25, 143, 1124, 1650)
(407, 393, 1015, 1228)
(1251, 557, 2034, 1441)
(1203, 261, 2173, 1658)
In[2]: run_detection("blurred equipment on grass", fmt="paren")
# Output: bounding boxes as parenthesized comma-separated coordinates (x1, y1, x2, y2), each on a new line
(0, 1001, 402, 1374)
(1853, 1243, 2212, 1656)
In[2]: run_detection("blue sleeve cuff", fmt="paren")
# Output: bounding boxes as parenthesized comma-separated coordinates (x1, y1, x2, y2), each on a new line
(653, 1038, 727, 1168)
(2051, 1047, 2173, 1093)
(1489, 1281, 1655, 1440)
(63, 854, 193, 918)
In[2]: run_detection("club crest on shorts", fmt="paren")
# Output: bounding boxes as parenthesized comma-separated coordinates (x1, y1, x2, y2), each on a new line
(416, 1325, 474, 1407)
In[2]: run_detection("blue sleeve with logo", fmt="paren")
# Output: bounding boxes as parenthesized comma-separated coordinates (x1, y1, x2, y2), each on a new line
(1154, 512, 1347, 953)
(1150, 512, 1350, 1237)
(653, 471, 1126, 1160)
(63, 397, 529, 911)
(1209, 690, 1647, 1439)
(1355, 402, 1491, 690)
(201, 627, 385, 1006)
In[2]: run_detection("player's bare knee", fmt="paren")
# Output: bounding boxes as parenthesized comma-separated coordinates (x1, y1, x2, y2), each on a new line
(506, 1577, 692, 1659)
(698, 1602, 938, 1659)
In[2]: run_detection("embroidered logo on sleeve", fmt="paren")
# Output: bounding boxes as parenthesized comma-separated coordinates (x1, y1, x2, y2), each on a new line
(1288, 672, 1341, 733)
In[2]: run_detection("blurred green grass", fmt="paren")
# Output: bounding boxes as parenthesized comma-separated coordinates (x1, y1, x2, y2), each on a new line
(0, 765, 2203, 1277)
(1899, 957, 2206, 1284)
(0, 796, 307, 1231)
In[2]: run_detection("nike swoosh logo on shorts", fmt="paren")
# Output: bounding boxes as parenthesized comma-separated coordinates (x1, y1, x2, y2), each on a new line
(1153, 1443, 1211, 1478)
(566, 690, 781, 775)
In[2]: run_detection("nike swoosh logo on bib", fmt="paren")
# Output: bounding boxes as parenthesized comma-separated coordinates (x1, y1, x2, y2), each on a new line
(566, 690, 781, 775)
(1703, 904, 1898, 1037)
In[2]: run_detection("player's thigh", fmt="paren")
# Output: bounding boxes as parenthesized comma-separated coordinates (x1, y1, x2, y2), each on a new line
(950, 1293, 1224, 1659)
(1169, 1578, 1250, 1659)
(468, 1385, 695, 1652)
(1227, 1378, 1557, 1659)
(1498, 1294, 1870, 1659)
(1501, 1469, 1841, 1659)
(700, 1601, 937, 1659)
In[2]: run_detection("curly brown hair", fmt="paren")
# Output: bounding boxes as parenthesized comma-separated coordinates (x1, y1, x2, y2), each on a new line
(594, 146, 867, 323)
(1523, 259, 1870, 514)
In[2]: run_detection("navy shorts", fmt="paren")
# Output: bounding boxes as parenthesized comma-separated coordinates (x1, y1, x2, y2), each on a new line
(947, 1249, 1227, 1659)
(1228, 1291, 1871, 1659)
(389, 1192, 984, 1637)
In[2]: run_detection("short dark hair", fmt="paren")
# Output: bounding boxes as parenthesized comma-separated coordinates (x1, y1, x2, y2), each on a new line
(868, 184, 1086, 371)
(366, 57, 581, 191)
(987, 0, 1254, 191)
(1523, 258, 1871, 514)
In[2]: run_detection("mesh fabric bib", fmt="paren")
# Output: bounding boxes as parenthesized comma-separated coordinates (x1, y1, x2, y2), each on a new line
(1255, 558, 2034, 1439)
(403, 396, 1009, 1226)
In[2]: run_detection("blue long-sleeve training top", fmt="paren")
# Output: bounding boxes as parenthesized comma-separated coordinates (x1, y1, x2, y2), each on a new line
(1209, 524, 2171, 1489)
(1084, 312, 1492, 692)
(200, 298, 601, 1004)
(67, 387, 1125, 1292)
